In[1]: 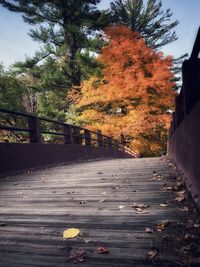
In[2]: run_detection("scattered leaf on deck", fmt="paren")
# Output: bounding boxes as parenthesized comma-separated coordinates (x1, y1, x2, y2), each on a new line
(145, 227, 153, 233)
(99, 199, 106, 203)
(63, 228, 80, 239)
(67, 248, 85, 263)
(84, 239, 91, 243)
(179, 206, 189, 212)
(135, 207, 143, 213)
(160, 203, 168, 207)
(79, 201, 86, 205)
(156, 221, 169, 232)
(132, 202, 149, 209)
(97, 247, 109, 254)
(147, 250, 158, 259)
(175, 191, 187, 202)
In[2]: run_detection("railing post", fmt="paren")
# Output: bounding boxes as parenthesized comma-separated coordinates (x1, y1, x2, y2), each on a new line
(97, 130, 103, 147)
(84, 130, 91, 145)
(103, 137, 108, 149)
(107, 137, 112, 149)
(73, 127, 82, 145)
(64, 124, 73, 144)
(28, 116, 41, 143)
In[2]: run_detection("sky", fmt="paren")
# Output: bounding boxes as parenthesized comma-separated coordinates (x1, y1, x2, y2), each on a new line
(0, 0, 199, 69)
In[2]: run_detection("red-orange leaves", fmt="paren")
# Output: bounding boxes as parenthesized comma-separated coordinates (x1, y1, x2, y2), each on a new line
(74, 25, 176, 156)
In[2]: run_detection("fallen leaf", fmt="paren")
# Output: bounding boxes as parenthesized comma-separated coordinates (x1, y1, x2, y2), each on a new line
(84, 239, 91, 243)
(180, 245, 191, 254)
(132, 202, 149, 209)
(119, 205, 125, 209)
(79, 201, 86, 205)
(156, 221, 169, 232)
(97, 172, 103, 174)
(175, 191, 187, 202)
(147, 250, 158, 259)
(145, 227, 154, 233)
(160, 203, 169, 207)
(63, 228, 80, 239)
(97, 247, 109, 254)
(111, 186, 119, 190)
(179, 206, 189, 212)
(67, 248, 85, 263)
(162, 186, 174, 192)
(99, 199, 106, 203)
(135, 207, 143, 213)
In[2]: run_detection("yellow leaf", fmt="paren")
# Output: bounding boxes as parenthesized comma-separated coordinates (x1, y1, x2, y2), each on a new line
(63, 228, 80, 239)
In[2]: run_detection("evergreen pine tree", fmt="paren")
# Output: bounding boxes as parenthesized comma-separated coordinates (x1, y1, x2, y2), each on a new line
(109, 0, 178, 49)
(0, 0, 104, 87)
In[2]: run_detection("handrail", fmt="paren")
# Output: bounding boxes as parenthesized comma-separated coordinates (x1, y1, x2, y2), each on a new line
(169, 27, 200, 135)
(0, 108, 139, 157)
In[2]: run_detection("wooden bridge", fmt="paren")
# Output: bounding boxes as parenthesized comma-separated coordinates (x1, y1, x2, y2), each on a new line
(0, 29, 200, 266)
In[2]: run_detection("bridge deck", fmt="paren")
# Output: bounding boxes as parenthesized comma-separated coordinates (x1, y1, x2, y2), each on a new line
(0, 157, 200, 266)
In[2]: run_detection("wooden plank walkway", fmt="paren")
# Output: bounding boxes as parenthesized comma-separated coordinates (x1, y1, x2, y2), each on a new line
(0, 157, 200, 267)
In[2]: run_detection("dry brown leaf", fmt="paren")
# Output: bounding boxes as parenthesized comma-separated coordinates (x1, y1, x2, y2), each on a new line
(162, 186, 174, 192)
(67, 248, 85, 263)
(79, 201, 86, 205)
(145, 227, 154, 233)
(160, 203, 168, 207)
(132, 202, 149, 209)
(147, 250, 158, 259)
(135, 207, 143, 213)
(179, 206, 189, 212)
(97, 247, 109, 254)
(99, 199, 106, 203)
(175, 191, 187, 202)
(156, 221, 169, 232)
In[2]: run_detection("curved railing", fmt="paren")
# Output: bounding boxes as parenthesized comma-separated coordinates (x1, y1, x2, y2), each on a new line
(0, 108, 139, 157)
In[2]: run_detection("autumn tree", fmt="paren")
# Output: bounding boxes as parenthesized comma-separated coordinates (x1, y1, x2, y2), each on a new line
(71, 26, 176, 156)
(108, 0, 187, 89)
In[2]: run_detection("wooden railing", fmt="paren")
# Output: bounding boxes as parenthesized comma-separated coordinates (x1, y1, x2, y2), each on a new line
(170, 27, 200, 134)
(0, 108, 138, 157)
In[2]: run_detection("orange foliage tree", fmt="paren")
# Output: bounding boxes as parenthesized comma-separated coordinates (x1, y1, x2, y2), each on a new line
(70, 25, 176, 156)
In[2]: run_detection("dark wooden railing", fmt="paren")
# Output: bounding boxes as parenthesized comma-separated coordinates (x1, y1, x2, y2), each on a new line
(170, 27, 200, 134)
(0, 108, 138, 157)
(168, 26, 200, 209)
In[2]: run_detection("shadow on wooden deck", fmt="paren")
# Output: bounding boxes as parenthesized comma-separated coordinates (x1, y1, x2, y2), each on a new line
(0, 157, 200, 267)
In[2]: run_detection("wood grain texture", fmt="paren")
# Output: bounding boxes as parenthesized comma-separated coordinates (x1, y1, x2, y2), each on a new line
(0, 157, 198, 266)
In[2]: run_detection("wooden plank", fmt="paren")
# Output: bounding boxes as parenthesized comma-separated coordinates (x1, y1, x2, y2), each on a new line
(0, 157, 199, 266)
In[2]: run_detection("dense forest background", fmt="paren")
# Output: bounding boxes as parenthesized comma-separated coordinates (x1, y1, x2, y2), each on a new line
(0, 0, 186, 156)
